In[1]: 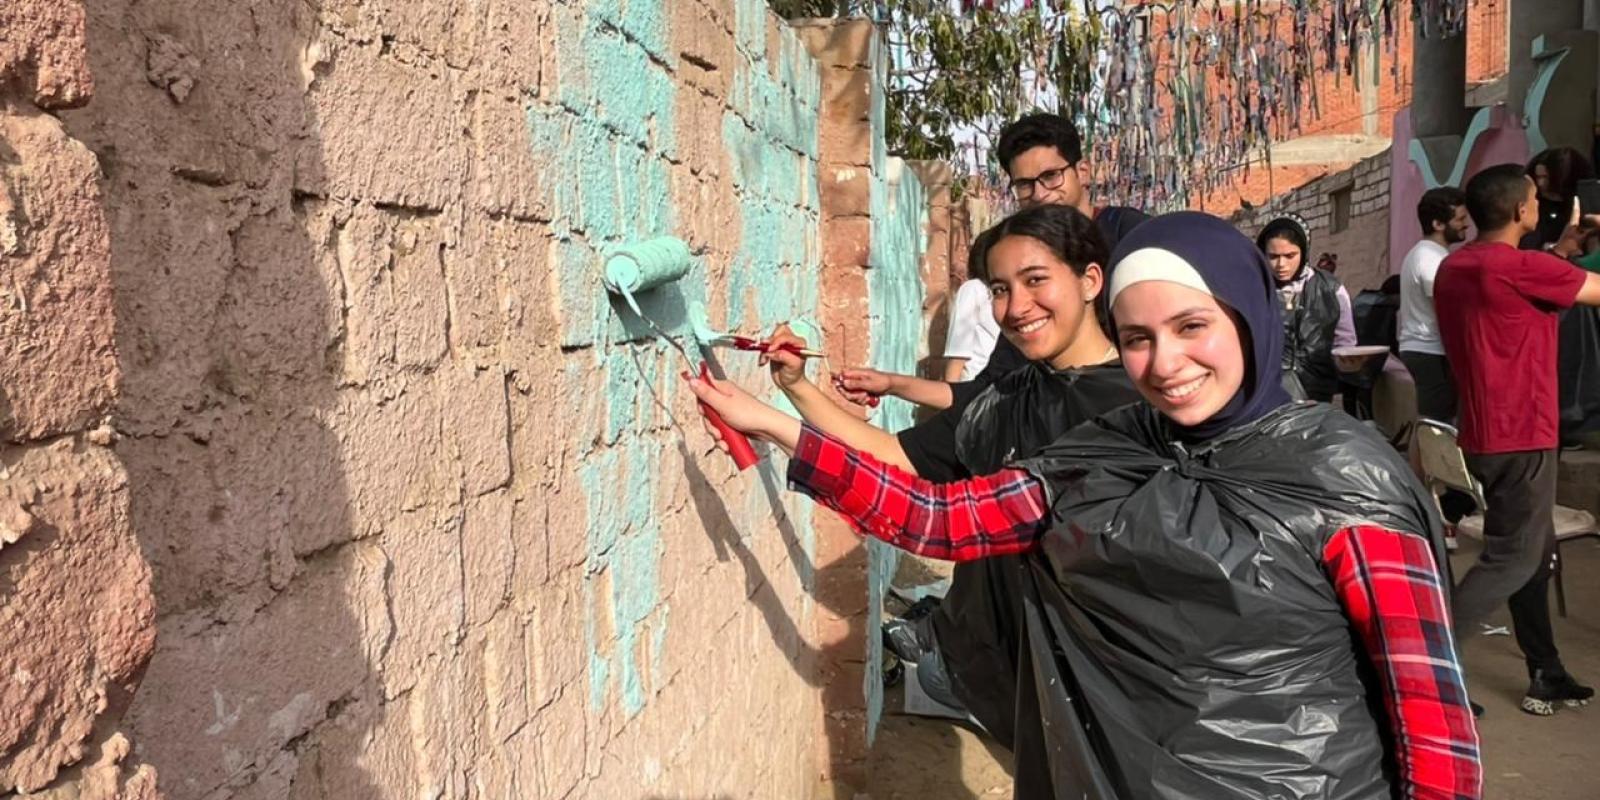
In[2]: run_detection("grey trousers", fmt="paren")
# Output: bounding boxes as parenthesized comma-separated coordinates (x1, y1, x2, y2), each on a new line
(1454, 449, 1562, 673)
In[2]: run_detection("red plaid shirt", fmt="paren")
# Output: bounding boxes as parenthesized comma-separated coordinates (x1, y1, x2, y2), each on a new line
(788, 424, 1481, 800)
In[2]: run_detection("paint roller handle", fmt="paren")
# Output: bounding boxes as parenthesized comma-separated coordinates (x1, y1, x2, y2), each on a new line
(698, 363, 761, 471)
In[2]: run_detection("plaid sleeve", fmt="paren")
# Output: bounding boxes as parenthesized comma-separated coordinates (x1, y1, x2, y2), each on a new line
(786, 423, 1047, 561)
(1323, 525, 1482, 800)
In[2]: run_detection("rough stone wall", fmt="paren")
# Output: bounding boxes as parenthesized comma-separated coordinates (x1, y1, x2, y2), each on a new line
(1230, 150, 1394, 293)
(906, 161, 961, 373)
(786, 19, 940, 786)
(0, 1, 160, 797)
(37, 2, 933, 798)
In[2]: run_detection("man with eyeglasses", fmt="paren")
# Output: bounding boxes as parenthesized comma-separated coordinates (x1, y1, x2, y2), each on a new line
(864, 114, 1149, 739)
(884, 113, 1150, 473)
(837, 113, 1150, 420)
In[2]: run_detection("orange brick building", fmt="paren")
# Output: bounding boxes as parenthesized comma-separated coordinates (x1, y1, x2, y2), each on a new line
(1120, 0, 1511, 216)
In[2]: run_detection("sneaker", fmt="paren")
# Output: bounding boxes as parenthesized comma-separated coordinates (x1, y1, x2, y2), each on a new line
(1443, 523, 1459, 553)
(1521, 669, 1594, 716)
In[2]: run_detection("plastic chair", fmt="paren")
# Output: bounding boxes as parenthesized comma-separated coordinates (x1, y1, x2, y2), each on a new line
(1414, 419, 1600, 617)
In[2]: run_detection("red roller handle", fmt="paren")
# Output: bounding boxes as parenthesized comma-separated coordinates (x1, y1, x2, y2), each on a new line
(698, 363, 760, 471)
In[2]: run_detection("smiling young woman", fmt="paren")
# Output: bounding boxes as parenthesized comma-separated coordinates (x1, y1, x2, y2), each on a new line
(748, 205, 1141, 744)
(686, 212, 1480, 800)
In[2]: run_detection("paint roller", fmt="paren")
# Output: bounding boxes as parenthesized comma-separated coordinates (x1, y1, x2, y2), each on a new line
(603, 237, 761, 471)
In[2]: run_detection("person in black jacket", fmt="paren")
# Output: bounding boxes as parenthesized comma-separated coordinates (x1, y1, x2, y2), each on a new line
(1256, 214, 1356, 402)
(832, 113, 1149, 415)
(689, 213, 1480, 799)
(758, 205, 1142, 742)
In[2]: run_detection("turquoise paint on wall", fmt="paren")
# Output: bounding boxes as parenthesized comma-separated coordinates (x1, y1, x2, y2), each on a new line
(722, 0, 823, 587)
(531, 0, 825, 722)
(861, 23, 930, 740)
(723, 0, 823, 333)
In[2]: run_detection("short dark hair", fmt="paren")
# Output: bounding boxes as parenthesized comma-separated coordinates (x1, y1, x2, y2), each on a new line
(1416, 186, 1466, 237)
(996, 113, 1084, 176)
(1527, 147, 1594, 203)
(984, 204, 1109, 279)
(1464, 164, 1532, 231)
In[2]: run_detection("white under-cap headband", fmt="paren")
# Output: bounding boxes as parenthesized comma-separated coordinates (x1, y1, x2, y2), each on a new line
(1107, 247, 1213, 306)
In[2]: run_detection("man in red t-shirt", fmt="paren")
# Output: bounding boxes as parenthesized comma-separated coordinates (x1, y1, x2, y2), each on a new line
(1435, 163, 1600, 716)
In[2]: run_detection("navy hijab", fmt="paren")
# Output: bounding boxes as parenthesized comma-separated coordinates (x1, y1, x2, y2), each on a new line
(1106, 212, 1293, 441)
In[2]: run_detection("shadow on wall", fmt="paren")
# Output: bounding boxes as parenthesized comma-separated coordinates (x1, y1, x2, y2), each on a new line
(680, 440, 823, 685)
(66, 1, 391, 795)
(679, 433, 890, 800)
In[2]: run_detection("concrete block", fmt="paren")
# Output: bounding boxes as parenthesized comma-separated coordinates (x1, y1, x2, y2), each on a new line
(793, 19, 876, 69)
(463, 489, 515, 628)
(476, 0, 542, 95)
(822, 216, 872, 267)
(0, 444, 152, 793)
(445, 364, 512, 497)
(537, 674, 587, 799)
(456, 216, 555, 362)
(0, 109, 116, 440)
(123, 542, 385, 796)
(304, 36, 466, 211)
(675, 0, 737, 96)
(0, 1, 92, 108)
(528, 568, 585, 713)
(337, 380, 452, 539)
(380, 509, 466, 699)
(329, 205, 451, 384)
(821, 164, 872, 217)
(471, 94, 552, 221)
(819, 65, 872, 125)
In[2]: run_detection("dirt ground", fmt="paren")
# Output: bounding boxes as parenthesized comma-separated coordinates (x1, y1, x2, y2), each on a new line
(851, 537, 1600, 799)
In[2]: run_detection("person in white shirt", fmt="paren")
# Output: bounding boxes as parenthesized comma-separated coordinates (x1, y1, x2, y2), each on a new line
(1398, 186, 1471, 422)
(943, 277, 1002, 381)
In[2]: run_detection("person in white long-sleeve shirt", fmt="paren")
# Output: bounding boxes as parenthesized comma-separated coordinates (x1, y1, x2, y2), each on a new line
(1398, 186, 1471, 422)
(943, 277, 1002, 381)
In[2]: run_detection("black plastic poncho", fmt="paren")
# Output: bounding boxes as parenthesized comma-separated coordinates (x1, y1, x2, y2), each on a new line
(930, 362, 1141, 747)
(1005, 400, 1446, 800)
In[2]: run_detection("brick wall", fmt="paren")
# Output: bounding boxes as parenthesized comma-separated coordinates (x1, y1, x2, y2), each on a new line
(1165, 0, 1509, 216)
(1231, 149, 1394, 294)
(0, 2, 160, 796)
(29, 2, 940, 798)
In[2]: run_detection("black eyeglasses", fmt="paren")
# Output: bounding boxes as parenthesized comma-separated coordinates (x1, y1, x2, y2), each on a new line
(1009, 165, 1073, 200)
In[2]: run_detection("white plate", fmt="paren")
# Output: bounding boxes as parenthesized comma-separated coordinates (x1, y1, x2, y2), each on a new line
(1331, 345, 1390, 358)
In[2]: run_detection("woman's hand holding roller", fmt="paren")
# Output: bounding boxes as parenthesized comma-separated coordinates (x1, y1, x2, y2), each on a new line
(683, 372, 802, 453)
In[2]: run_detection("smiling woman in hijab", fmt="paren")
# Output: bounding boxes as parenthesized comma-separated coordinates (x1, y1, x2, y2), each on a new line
(686, 212, 1480, 800)
(1257, 214, 1358, 401)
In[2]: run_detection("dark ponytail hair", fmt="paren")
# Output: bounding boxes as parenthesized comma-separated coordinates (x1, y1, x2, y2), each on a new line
(1528, 147, 1594, 203)
(983, 204, 1110, 279)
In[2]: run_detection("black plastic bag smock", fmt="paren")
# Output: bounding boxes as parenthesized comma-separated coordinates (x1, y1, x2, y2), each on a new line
(1007, 400, 1446, 800)
(929, 362, 1141, 748)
